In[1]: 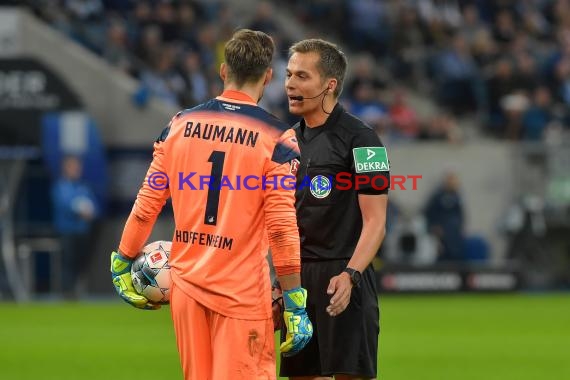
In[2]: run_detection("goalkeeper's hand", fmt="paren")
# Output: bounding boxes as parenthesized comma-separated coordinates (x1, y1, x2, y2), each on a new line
(280, 287, 313, 357)
(110, 251, 160, 310)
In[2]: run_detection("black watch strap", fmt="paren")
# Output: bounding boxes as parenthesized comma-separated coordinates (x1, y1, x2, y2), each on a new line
(343, 267, 361, 287)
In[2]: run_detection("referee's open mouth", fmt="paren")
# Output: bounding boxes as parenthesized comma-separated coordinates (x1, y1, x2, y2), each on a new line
(288, 96, 303, 106)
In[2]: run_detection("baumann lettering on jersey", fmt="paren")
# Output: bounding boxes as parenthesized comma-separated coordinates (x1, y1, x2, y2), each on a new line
(184, 121, 259, 148)
(175, 229, 234, 251)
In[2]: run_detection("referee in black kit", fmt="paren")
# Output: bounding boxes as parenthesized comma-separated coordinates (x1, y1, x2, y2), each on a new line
(280, 39, 389, 380)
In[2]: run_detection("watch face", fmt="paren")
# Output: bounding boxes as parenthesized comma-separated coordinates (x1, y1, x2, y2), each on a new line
(345, 268, 361, 285)
(353, 271, 362, 284)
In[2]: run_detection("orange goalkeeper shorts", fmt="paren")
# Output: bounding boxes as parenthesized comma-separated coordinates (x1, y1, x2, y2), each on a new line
(170, 281, 276, 380)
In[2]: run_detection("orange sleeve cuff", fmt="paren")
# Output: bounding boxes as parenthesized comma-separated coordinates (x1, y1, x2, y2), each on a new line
(274, 264, 301, 277)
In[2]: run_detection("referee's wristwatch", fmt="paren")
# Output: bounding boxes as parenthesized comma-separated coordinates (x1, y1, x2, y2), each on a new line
(343, 267, 362, 287)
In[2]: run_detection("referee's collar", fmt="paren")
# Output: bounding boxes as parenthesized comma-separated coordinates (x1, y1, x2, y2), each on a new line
(300, 102, 343, 130)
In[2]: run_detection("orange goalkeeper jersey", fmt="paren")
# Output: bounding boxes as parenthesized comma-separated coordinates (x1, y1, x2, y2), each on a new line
(119, 90, 301, 320)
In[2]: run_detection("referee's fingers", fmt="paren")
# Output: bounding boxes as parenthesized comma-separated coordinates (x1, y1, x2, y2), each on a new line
(328, 288, 347, 310)
(327, 300, 346, 316)
(329, 288, 342, 305)
(327, 276, 338, 295)
(329, 285, 352, 315)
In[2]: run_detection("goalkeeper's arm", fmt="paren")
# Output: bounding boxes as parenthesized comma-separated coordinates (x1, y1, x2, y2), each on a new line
(263, 152, 312, 355)
(262, 129, 302, 282)
(111, 134, 170, 310)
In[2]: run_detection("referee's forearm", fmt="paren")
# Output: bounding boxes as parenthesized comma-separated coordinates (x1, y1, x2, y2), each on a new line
(347, 225, 385, 273)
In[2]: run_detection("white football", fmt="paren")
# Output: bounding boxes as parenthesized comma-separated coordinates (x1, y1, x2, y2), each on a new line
(131, 240, 172, 304)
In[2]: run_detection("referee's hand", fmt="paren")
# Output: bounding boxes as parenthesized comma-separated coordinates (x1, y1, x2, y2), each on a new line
(326, 272, 353, 317)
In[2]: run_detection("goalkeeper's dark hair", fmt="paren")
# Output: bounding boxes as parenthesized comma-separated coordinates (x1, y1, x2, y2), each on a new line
(289, 39, 348, 98)
(224, 29, 274, 87)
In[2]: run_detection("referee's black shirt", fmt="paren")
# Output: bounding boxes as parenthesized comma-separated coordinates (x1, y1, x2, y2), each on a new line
(294, 103, 390, 260)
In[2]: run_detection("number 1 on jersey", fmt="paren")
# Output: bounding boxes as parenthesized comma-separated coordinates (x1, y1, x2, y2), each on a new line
(205, 150, 225, 225)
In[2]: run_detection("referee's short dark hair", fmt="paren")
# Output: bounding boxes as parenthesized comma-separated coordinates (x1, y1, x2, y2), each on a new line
(224, 29, 275, 87)
(289, 39, 348, 98)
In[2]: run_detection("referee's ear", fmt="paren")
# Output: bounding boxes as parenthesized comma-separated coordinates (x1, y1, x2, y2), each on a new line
(327, 79, 338, 97)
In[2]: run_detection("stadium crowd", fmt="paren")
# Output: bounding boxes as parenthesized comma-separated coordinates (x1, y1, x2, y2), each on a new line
(17, 0, 570, 145)
(283, 0, 570, 142)
(24, 0, 460, 145)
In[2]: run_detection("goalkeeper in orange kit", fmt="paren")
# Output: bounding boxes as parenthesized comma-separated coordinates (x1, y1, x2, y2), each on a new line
(110, 29, 312, 379)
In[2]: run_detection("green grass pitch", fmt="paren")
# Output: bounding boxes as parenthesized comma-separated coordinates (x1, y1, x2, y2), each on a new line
(1, 294, 569, 379)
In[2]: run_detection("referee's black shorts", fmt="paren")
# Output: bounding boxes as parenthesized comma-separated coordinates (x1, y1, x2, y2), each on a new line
(280, 259, 380, 378)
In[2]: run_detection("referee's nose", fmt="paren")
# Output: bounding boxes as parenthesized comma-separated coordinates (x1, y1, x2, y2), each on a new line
(285, 72, 296, 90)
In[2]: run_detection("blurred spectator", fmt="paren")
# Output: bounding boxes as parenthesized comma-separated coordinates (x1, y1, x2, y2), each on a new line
(434, 33, 484, 115)
(493, 9, 518, 46)
(418, 112, 462, 143)
(390, 4, 426, 82)
(471, 29, 500, 71)
(64, 0, 106, 53)
(346, 53, 386, 99)
(485, 57, 519, 134)
(522, 86, 554, 140)
(51, 156, 100, 299)
(417, 0, 462, 31)
(550, 30, 570, 106)
(248, 1, 279, 34)
(176, 1, 200, 47)
(101, 0, 134, 17)
(424, 170, 465, 262)
(519, 0, 551, 40)
(127, 1, 153, 36)
(388, 87, 420, 140)
(347, 81, 389, 137)
(417, 0, 461, 46)
(65, 0, 103, 20)
(509, 32, 534, 58)
(259, 35, 289, 120)
(514, 51, 540, 94)
(102, 18, 134, 75)
(501, 91, 531, 140)
(134, 24, 163, 69)
(501, 195, 557, 288)
(138, 45, 186, 107)
(179, 50, 209, 106)
(195, 24, 219, 74)
(155, 0, 178, 42)
(545, 0, 570, 32)
(460, 3, 488, 47)
(346, 0, 391, 57)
